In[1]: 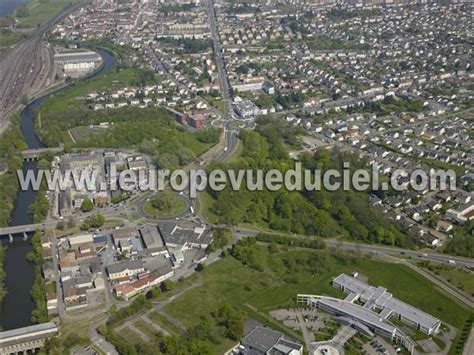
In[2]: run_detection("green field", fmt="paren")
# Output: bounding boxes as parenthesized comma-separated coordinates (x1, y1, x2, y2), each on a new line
(69, 126, 108, 143)
(164, 246, 470, 331)
(15, 0, 71, 28)
(40, 68, 140, 116)
(419, 262, 474, 296)
(196, 191, 220, 224)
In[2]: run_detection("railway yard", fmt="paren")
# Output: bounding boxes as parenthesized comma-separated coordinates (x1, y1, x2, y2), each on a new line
(0, 4, 79, 133)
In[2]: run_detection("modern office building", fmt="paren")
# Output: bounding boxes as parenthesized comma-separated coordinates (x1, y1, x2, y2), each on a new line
(332, 273, 441, 335)
(298, 273, 442, 353)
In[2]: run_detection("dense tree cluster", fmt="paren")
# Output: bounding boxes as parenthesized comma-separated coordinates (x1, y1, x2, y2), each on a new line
(38, 105, 219, 170)
(159, 3, 196, 15)
(40, 333, 89, 355)
(80, 213, 105, 231)
(205, 117, 411, 247)
(100, 290, 245, 355)
(0, 116, 27, 226)
(444, 221, 474, 258)
(151, 192, 175, 211)
(255, 233, 326, 250)
(15, 5, 30, 18)
(206, 227, 232, 252)
(80, 199, 94, 212)
(27, 231, 48, 324)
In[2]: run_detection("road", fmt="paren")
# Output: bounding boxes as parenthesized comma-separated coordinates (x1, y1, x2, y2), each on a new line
(90, 319, 118, 355)
(3, 221, 473, 268)
(231, 227, 474, 268)
(205, 0, 239, 161)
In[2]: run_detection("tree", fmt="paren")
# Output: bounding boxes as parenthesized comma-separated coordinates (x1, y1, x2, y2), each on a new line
(56, 221, 65, 230)
(195, 263, 205, 272)
(216, 305, 245, 341)
(151, 192, 174, 211)
(207, 227, 232, 252)
(81, 213, 105, 230)
(80, 199, 94, 212)
(160, 279, 174, 292)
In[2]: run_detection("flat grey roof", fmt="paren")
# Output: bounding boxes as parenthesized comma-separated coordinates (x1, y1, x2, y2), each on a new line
(272, 338, 303, 353)
(158, 223, 212, 247)
(54, 51, 101, 63)
(315, 296, 397, 335)
(139, 225, 164, 249)
(333, 273, 440, 331)
(107, 260, 144, 275)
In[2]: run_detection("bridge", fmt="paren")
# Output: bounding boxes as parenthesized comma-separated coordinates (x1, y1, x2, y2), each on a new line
(22, 145, 64, 161)
(0, 222, 55, 244)
(0, 222, 50, 236)
(0, 322, 58, 354)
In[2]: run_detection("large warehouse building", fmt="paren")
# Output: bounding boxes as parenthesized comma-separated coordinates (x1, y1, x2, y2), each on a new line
(54, 51, 102, 76)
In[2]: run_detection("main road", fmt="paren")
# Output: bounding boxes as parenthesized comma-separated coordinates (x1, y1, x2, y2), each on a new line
(205, 0, 239, 161)
(2, 220, 473, 268)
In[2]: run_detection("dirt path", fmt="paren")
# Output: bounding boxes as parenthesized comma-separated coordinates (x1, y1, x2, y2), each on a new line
(142, 315, 170, 336)
(463, 327, 474, 355)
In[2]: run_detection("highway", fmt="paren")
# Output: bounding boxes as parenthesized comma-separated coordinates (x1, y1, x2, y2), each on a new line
(0, 3, 82, 132)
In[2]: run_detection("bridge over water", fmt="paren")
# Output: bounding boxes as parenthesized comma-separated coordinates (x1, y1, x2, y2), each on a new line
(0, 322, 58, 354)
(0, 222, 53, 243)
(21, 145, 64, 161)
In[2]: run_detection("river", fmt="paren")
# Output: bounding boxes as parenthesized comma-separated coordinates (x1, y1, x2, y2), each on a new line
(1, 0, 29, 18)
(1, 49, 114, 330)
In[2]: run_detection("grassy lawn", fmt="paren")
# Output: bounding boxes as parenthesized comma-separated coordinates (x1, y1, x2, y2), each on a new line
(40, 68, 140, 116)
(181, 132, 216, 156)
(133, 319, 161, 339)
(163, 247, 470, 332)
(196, 191, 219, 224)
(116, 327, 143, 345)
(69, 126, 109, 143)
(147, 311, 182, 335)
(424, 265, 474, 296)
(143, 194, 187, 218)
(15, 0, 70, 28)
(213, 99, 225, 113)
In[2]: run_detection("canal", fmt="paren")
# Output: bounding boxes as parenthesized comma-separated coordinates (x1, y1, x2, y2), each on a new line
(1, 49, 114, 330)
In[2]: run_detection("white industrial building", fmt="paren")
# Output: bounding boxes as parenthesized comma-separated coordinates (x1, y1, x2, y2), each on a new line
(331, 273, 441, 335)
(297, 273, 443, 353)
(54, 51, 102, 76)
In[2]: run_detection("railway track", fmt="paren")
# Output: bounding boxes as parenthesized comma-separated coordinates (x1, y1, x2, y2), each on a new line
(0, 3, 83, 130)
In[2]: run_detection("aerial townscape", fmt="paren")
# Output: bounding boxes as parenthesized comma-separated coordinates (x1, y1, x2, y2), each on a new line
(0, 0, 472, 354)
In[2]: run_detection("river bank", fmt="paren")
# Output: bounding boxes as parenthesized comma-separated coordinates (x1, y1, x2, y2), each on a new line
(1, 48, 114, 330)
(0, 0, 29, 18)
